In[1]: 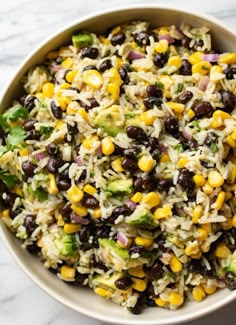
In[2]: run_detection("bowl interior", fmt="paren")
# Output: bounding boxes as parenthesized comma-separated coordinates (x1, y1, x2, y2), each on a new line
(1, 5, 236, 325)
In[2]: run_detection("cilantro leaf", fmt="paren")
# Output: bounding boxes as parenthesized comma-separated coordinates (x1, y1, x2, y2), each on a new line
(0, 169, 19, 188)
(4, 105, 28, 122)
(210, 142, 219, 153)
(6, 126, 26, 150)
(0, 115, 9, 130)
(174, 144, 184, 152)
(33, 187, 48, 202)
(192, 120, 201, 131)
(176, 83, 183, 94)
(39, 126, 53, 137)
(155, 81, 164, 89)
(125, 113, 135, 120)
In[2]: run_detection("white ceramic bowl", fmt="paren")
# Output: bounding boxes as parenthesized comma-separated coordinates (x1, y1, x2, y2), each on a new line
(1, 5, 236, 325)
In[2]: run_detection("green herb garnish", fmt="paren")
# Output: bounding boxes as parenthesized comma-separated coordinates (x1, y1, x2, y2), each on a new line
(39, 126, 53, 136)
(210, 142, 219, 153)
(192, 120, 201, 131)
(33, 187, 48, 202)
(155, 81, 164, 89)
(0, 169, 19, 188)
(125, 113, 135, 120)
(174, 144, 184, 153)
(175, 83, 184, 94)
(0, 105, 28, 130)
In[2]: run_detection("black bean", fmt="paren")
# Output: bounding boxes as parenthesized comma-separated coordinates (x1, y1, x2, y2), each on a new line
(148, 137, 159, 152)
(123, 147, 140, 160)
(24, 215, 37, 236)
(192, 101, 213, 117)
(2, 192, 18, 207)
(97, 226, 111, 238)
(149, 31, 159, 42)
(82, 65, 97, 71)
(157, 178, 173, 192)
(9, 208, 21, 219)
(221, 90, 235, 110)
(74, 272, 87, 286)
(178, 168, 195, 193)
(106, 205, 132, 224)
(80, 47, 99, 59)
(26, 243, 41, 255)
(99, 59, 112, 72)
(133, 177, 143, 192)
(224, 66, 236, 80)
(188, 259, 216, 277)
(189, 138, 198, 150)
(146, 85, 163, 98)
(177, 90, 193, 104)
(122, 157, 138, 173)
(115, 277, 133, 290)
(24, 96, 37, 111)
(143, 97, 162, 110)
(111, 33, 125, 46)
(60, 204, 72, 223)
(78, 227, 90, 242)
(25, 130, 41, 141)
(80, 98, 99, 110)
(22, 161, 36, 178)
(179, 59, 192, 76)
(145, 261, 163, 280)
(126, 126, 148, 142)
(181, 36, 190, 48)
(47, 158, 60, 173)
(204, 132, 218, 147)
(134, 31, 150, 46)
(128, 245, 145, 257)
(76, 169, 87, 183)
(23, 119, 36, 131)
(164, 116, 179, 135)
(128, 299, 144, 314)
(143, 174, 158, 191)
(57, 179, 71, 191)
(47, 143, 59, 156)
(82, 195, 99, 209)
(51, 101, 62, 119)
(153, 53, 168, 68)
(118, 66, 129, 84)
(67, 123, 78, 135)
(193, 39, 204, 50)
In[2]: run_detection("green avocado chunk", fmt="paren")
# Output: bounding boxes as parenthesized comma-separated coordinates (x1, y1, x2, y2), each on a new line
(72, 31, 93, 49)
(107, 179, 133, 195)
(92, 272, 124, 290)
(94, 106, 125, 136)
(125, 206, 156, 229)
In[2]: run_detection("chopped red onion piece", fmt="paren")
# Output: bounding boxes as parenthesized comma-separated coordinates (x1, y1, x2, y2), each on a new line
(55, 69, 67, 82)
(198, 76, 210, 91)
(117, 232, 128, 246)
(159, 34, 174, 44)
(128, 50, 145, 61)
(49, 223, 57, 229)
(33, 152, 46, 160)
(71, 213, 89, 225)
(217, 279, 226, 288)
(96, 144, 103, 157)
(182, 128, 192, 140)
(127, 199, 137, 211)
(100, 251, 107, 263)
(160, 144, 168, 153)
(49, 64, 63, 74)
(75, 156, 84, 166)
(202, 53, 220, 62)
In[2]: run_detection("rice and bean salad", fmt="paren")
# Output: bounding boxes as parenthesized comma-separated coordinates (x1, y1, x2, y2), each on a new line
(1, 20, 236, 314)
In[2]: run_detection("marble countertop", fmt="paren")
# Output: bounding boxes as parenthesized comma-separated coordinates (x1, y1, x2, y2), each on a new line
(0, 0, 236, 324)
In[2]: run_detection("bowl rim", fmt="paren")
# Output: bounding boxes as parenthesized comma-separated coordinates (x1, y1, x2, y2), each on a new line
(1, 3, 236, 325)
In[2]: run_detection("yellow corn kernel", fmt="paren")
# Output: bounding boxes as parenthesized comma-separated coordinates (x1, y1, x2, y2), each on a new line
(177, 158, 188, 168)
(60, 82, 71, 90)
(215, 243, 231, 258)
(132, 278, 147, 292)
(135, 236, 154, 247)
(1, 209, 10, 218)
(232, 214, 236, 228)
(231, 129, 236, 141)
(83, 184, 97, 196)
(91, 207, 101, 219)
(19, 148, 29, 157)
(196, 228, 208, 241)
(168, 292, 184, 306)
(201, 223, 211, 233)
(155, 39, 169, 53)
(159, 154, 170, 163)
(48, 174, 58, 195)
(154, 206, 172, 220)
(169, 255, 183, 273)
(167, 56, 182, 69)
(185, 242, 200, 256)
(139, 110, 156, 126)
(214, 191, 225, 210)
(192, 285, 206, 302)
(82, 135, 99, 150)
(188, 52, 204, 65)
(210, 65, 223, 82)
(118, 237, 132, 249)
(128, 266, 145, 278)
(13, 186, 23, 197)
(192, 205, 203, 224)
(158, 27, 169, 35)
(61, 57, 74, 69)
(64, 223, 81, 234)
(212, 110, 231, 121)
(42, 82, 54, 98)
(67, 186, 84, 204)
(106, 83, 120, 100)
(111, 158, 124, 173)
(208, 170, 224, 188)
(131, 192, 143, 203)
(47, 51, 59, 59)
(57, 213, 64, 226)
(226, 135, 236, 148)
(193, 174, 206, 187)
(115, 57, 123, 69)
(218, 53, 236, 64)
(60, 265, 76, 279)
(225, 191, 233, 201)
(94, 287, 113, 299)
(77, 107, 88, 121)
(221, 217, 233, 230)
(202, 182, 214, 195)
(187, 109, 195, 120)
(167, 101, 185, 113)
(192, 61, 212, 75)
(71, 204, 88, 217)
(65, 70, 78, 83)
(155, 297, 167, 307)
(55, 120, 66, 130)
(190, 251, 202, 259)
(111, 25, 121, 35)
(142, 192, 161, 208)
(138, 155, 155, 172)
(57, 96, 71, 111)
(83, 70, 103, 89)
(202, 284, 217, 295)
(101, 137, 115, 155)
(107, 67, 123, 86)
(103, 38, 110, 45)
